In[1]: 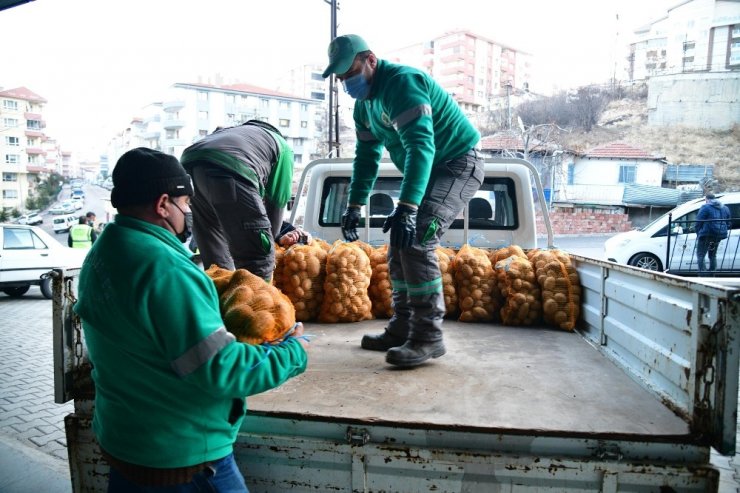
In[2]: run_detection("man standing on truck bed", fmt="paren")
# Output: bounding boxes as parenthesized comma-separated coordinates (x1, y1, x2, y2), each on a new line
(74, 147, 309, 492)
(180, 120, 294, 280)
(322, 34, 484, 367)
(695, 193, 732, 273)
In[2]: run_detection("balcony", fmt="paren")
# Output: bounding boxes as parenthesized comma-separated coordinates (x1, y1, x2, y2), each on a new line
(24, 112, 42, 120)
(163, 100, 186, 112)
(162, 119, 186, 129)
(163, 138, 187, 148)
(141, 131, 161, 140)
(24, 130, 44, 138)
(25, 147, 45, 155)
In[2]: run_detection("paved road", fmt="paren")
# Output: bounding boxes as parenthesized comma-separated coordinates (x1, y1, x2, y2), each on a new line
(1, 229, 739, 491)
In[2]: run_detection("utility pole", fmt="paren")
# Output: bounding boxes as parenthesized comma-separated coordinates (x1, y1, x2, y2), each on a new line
(324, 0, 340, 157)
(504, 81, 512, 129)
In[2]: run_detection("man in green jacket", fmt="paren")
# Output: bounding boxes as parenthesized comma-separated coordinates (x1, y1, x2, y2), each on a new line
(74, 147, 309, 492)
(180, 120, 294, 280)
(322, 34, 484, 368)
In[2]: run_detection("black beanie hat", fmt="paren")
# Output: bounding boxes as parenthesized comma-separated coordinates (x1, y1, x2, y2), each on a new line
(111, 147, 193, 208)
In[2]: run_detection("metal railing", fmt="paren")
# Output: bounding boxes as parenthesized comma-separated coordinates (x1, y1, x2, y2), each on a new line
(666, 214, 740, 276)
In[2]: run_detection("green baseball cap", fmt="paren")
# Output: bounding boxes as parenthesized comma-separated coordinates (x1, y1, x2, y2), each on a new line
(321, 34, 370, 78)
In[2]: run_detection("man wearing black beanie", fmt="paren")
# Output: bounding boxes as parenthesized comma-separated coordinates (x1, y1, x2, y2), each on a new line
(74, 147, 309, 491)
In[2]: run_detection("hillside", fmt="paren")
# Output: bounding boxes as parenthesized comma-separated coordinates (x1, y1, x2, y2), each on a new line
(558, 99, 740, 189)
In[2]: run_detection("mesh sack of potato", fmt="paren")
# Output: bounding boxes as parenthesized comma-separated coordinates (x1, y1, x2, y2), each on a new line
(273, 243, 286, 290)
(216, 268, 297, 345)
(368, 245, 393, 318)
(312, 237, 332, 253)
(494, 255, 542, 326)
(436, 247, 459, 319)
(278, 243, 327, 322)
(530, 249, 581, 331)
(453, 244, 500, 322)
(205, 264, 235, 297)
(318, 241, 374, 323)
(489, 245, 527, 265)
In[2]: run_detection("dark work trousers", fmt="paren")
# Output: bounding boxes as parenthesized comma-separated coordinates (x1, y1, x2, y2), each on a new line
(697, 235, 722, 272)
(386, 149, 484, 343)
(189, 163, 275, 279)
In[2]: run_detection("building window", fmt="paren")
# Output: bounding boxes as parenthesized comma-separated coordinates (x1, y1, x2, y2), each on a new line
(27, 120, 41, 130)
(3, 118, 18, 127)
(301, 104, 308, 111)
(618, 164, 636, 184)
(279, 101, 290, 109)
(198, 111, 208, 120)
(279, 119, 290, 127)
(2, 100, 18, 111)
(567, 163, 575, 185)
(729, 25, 740, 68)
(311, 73, 324, 81)
(199, 130, 208, 137)
(301, 120, 308, 128)
(5, 136, 19, 146)
(261, 98, 270, 107)
(227, 95, 236, 104)
(310, 91, 325, 101)
(3, 173, 17, 182)
(197, 91, 208, 101)
(5, 154, 19, 164)
(3, 189, 18, 199)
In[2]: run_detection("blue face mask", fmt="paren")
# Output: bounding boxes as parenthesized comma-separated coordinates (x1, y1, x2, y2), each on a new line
(342, 72, 371, 100)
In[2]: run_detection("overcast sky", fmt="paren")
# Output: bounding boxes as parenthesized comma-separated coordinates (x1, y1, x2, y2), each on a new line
(1, 0, 675, 159)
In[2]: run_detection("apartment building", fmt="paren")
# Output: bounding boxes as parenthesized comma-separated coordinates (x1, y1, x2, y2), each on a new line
(0, 86, 49, 212)
(628, 0, 740, 80)
(108, 82, 321, 175)
(385, 29, 533, 115)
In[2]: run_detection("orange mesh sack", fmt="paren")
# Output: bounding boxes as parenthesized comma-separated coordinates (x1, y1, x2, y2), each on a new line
(354, 240, 374, 258)
(312, 238, 332, 253)
(531, 249, 581, 331)
(205, 264, 235, 297)
(495, 255, 542, 326)
(319, 241, 373, 323)
(219, 268, 297, 345)
(489, 245, 527, 265)
(436, 247, 459, 319)
(454, 244, 500, 322)
(278, 243, 327, 322)
(368, 245, 393, 318)
(273, 243, 286, 290)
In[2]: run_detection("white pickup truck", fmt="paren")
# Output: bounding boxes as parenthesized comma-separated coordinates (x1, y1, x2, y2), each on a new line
(53, 158, 740, 492)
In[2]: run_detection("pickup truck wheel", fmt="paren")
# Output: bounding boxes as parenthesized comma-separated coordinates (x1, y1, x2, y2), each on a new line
(3, 286, 30, 297)
(40, 277, 53, 300)
(629, 253, 662, 271)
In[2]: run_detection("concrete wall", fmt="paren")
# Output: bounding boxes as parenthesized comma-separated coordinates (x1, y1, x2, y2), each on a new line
(647, 72, 740, 129)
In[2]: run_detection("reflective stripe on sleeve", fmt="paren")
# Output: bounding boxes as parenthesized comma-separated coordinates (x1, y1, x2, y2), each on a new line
(392, 104, 432, 129)
(357, 130, 378, 142)
(170, 327, 235, 378)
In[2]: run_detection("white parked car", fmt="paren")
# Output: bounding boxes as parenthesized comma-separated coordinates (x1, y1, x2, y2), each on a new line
(16, 212, 43, 225)
(0, 223, 87, 299)
(52, 214, 78, 234)
(604, 192, 740, 276)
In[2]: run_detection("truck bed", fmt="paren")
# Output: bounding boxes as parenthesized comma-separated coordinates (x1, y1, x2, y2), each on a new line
(247, 319, 689, 440)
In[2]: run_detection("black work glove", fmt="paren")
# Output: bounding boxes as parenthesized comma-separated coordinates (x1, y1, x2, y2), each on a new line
(341, 206, 361, 242)
(382, 204, 418, 249)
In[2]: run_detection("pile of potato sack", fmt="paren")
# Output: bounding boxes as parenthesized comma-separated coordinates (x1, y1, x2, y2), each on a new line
(205, 239, 581, 345)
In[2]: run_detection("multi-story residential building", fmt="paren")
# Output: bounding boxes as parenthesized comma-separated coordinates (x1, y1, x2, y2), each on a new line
(0, 86, 49, 212)
(385, 29, 533, 115)
(275, 64, 327, 102)
(108, 82, 321, 176)
(628, 0, 740, 80)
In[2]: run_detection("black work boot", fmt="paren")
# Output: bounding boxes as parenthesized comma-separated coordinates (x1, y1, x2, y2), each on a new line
(385, 340, 446, 367)
(360, 331, 406, 352)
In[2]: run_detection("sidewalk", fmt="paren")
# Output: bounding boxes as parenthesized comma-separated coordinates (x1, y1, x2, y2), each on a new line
(0, 433, 71, 493)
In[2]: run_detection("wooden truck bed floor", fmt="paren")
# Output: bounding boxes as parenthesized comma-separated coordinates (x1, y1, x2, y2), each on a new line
(247, 320, 689, 440)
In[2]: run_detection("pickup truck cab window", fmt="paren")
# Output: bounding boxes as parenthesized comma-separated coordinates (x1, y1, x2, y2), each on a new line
(318, 176, 518, 230)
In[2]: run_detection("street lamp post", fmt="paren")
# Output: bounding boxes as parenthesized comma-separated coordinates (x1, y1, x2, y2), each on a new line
(324, 0, 340, 157)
